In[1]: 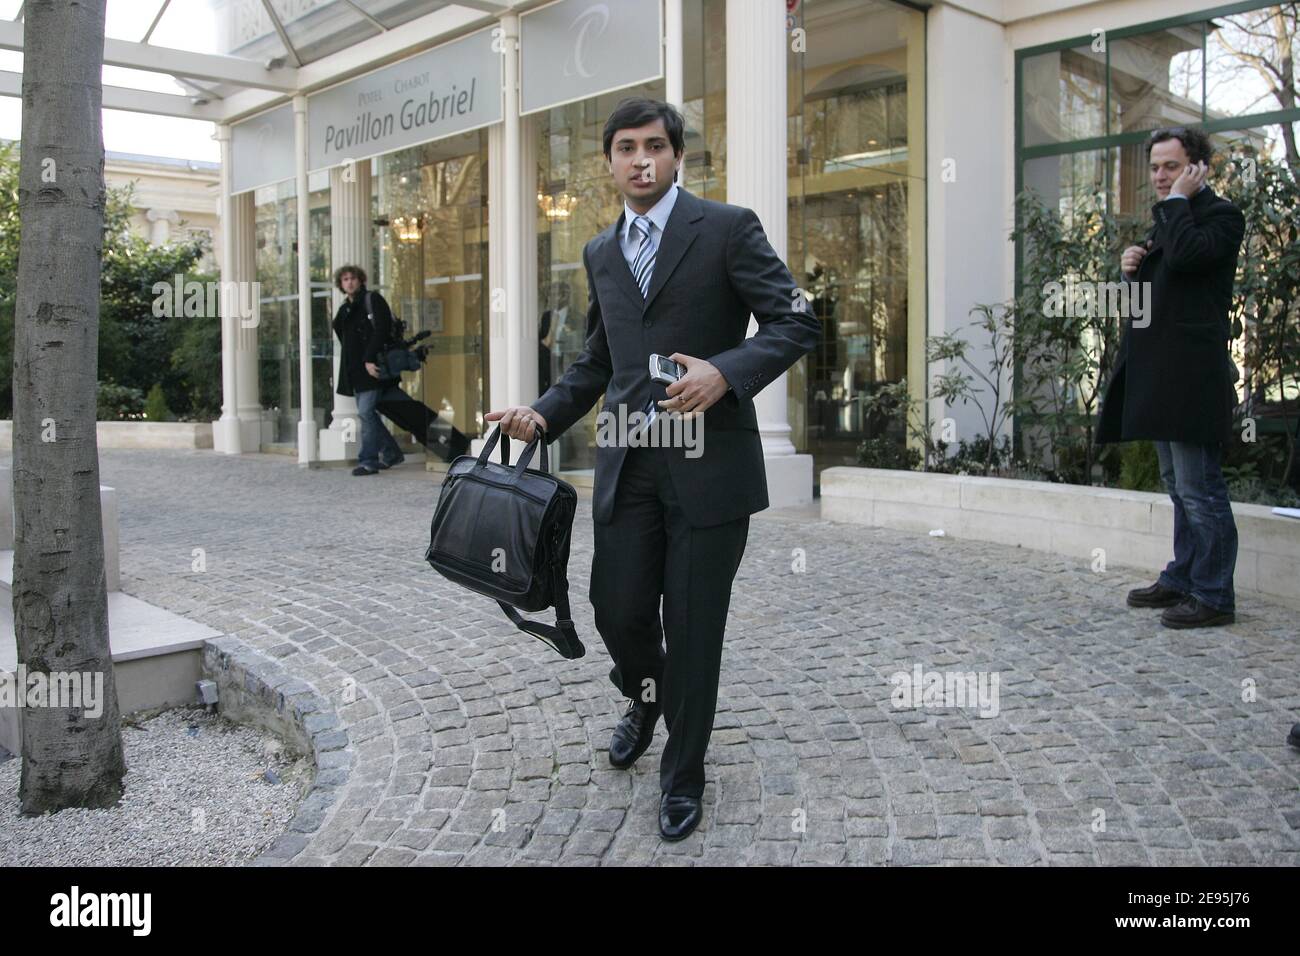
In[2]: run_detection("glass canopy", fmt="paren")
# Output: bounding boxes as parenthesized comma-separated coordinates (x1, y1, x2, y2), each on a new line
(2, 0, 462, 102)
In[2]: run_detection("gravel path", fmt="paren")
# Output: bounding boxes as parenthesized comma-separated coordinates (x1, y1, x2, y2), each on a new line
(0, 708, 311, 866)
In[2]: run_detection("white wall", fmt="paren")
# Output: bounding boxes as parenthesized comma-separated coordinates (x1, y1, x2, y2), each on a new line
(926, 3, 1013, 452)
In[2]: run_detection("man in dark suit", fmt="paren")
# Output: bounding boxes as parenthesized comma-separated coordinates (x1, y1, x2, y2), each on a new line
(1097, 126, 1245, 629)
(487, 97, 819, 840)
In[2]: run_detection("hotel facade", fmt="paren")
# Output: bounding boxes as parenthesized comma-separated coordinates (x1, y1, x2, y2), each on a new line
(3, 0, 1295, 505)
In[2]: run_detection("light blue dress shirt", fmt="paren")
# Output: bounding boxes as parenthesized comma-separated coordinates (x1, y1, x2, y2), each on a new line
(619, 181, 679, 273)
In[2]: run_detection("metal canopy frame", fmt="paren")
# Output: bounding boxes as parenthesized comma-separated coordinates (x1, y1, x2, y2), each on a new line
(0, 0, 517, 124)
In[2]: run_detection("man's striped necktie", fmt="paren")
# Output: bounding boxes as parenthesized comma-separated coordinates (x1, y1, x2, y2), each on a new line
(630, 215, 655, 299)
(631, 215, 661, 428)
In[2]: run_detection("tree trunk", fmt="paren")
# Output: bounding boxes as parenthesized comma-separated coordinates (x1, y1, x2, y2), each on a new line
(13, 0, 124, 814)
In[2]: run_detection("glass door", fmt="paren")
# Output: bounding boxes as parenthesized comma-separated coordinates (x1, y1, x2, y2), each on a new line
(376, 130, 489, 444)
(787, 0, 926, 487)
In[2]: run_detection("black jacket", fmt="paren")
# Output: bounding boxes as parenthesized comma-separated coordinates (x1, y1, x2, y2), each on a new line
(530, 186, 821, 528)
(1096, 186, 1245, 446)
(333, 286, 394, 396)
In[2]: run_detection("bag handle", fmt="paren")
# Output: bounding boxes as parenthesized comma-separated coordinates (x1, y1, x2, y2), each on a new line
(475, 424, 512, 469)
(477, 423, 548, 475)
(509, 424, 548, 480)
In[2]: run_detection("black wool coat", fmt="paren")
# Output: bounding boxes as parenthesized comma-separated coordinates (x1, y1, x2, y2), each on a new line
(332, 286, 394, 396)
(1096, 186, 1245, 447)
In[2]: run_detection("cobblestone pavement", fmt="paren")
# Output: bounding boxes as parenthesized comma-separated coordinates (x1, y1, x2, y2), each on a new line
(44, 450, 1300, 864)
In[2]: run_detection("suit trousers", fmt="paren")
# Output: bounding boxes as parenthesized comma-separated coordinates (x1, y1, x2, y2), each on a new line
(589, 443, 749, 799)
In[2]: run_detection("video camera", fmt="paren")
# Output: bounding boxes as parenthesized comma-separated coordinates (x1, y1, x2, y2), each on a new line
(390, 315, 433, 365)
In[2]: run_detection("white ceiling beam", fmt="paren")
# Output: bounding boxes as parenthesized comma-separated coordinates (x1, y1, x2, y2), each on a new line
(104, 36, 298, 92)
(0, 19, 300, 92)
(0, 70, 224, 121)
(175, 76, 226, 101)
(218, 88, 291, 124)
(448, 0, 516, 12)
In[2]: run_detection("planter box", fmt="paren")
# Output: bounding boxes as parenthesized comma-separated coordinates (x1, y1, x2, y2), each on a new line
(821, 467, 1300, 604)
(0, 420, 212, 450)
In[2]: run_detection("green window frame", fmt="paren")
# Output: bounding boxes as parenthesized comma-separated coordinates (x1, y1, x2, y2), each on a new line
(1011, 0, 1300, 445)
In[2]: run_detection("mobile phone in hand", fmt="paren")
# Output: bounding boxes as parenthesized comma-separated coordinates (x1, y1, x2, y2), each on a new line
(649, 353, 686, 384)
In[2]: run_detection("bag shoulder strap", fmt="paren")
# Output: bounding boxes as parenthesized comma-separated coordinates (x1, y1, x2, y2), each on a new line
(496, 557, 583, 660)
(367, 291, 404, 351)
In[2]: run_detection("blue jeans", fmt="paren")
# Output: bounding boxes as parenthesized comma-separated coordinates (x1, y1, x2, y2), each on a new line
(1154, 441, 1238, 613)
(355, 385, 405, 470)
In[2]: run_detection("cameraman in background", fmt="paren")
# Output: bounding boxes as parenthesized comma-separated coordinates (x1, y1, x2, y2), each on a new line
(332, 265, 406, 476)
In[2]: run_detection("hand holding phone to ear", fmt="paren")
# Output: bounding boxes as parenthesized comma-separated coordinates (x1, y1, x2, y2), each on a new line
(1171, 160, 1208, 199)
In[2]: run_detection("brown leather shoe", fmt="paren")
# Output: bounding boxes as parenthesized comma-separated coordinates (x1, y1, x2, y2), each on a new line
(1127, 581, 1186, 608)
(608, 699, 660, 769)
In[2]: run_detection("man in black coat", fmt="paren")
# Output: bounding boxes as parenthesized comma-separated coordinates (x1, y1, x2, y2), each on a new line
(332, 265, 405, 476)
(1096, 127, 1245, 629)
(487, 98, 820, 840)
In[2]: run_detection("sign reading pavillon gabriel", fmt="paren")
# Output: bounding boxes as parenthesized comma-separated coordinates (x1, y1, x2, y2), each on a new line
(307, 29, 501, 170)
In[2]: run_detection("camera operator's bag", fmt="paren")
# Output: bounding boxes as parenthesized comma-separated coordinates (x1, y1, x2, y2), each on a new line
(365, 291, 421, 381)
(425, 424, 583, 659)
(376, 393, 470, 463)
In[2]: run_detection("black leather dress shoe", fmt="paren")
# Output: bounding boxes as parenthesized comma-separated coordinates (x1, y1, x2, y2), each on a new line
(660, 793, 703, 841)
(1127, 581, 1186, 608)
(608, 700, 660, 769)
(1161, 596, 1235, 629)
(1287, 723, 1300, 749)
(351, 465, 379, 476)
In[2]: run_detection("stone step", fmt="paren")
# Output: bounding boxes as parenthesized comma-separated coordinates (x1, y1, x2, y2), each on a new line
(0, 563, 220, 753)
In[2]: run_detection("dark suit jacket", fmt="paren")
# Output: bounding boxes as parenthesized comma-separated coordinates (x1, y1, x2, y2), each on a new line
(332, 286, 394, 396)
(1096, 186, 1244, 446)
(530, 186, 821, 528)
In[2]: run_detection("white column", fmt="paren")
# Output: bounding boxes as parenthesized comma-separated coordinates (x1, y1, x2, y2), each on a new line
(232, 191, 261, 451)
(520, 115, 539, 404)
(212, 124, 242, 455)
(293, 95, 317, 465)
(145, 207, 179, 246)
(319, 161, 370, 461)
(665, 0, 683, 110)
(502, 13, 527, 411)
(477, 14, 538, 461)
(726, 0, 812, 508)
(926, 4, 1009, 451)
(487, 123, 508, 432)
